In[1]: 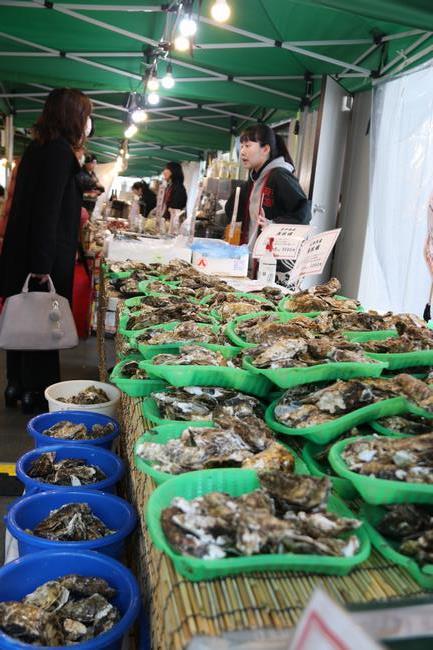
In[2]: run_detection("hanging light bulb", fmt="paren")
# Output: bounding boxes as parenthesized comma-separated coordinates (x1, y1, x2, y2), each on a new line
(161, 64, 175, 90)
(147, 74, 159, 92)
(124, 123, 138, 138)
(179, 15, 197, 37)
(174, 35, 190, 52)
(147, 91, 160, 106)
(131, 108, 148, 124)
(211, 0, 231, 22)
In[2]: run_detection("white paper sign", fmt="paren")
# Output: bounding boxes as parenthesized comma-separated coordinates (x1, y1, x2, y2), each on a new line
(253, 224, 311, 260)
(289, 589, 383, 650)
(289, 228, 341, 281)
(156, 183, 166, 219)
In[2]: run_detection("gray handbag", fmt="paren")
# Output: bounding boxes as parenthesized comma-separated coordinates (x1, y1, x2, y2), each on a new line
(0, 274, 79, 350)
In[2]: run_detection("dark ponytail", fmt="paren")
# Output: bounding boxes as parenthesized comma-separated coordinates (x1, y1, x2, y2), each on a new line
(240, 123, 295, 170)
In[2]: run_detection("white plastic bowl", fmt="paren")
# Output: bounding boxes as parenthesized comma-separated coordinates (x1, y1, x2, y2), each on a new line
(45, 380, 121, 417)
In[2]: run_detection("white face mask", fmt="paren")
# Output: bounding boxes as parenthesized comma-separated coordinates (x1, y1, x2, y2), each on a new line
(84, 116, 93, 138)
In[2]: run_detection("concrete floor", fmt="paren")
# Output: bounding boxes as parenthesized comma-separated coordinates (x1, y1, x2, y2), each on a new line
(0, 336, 114, 561)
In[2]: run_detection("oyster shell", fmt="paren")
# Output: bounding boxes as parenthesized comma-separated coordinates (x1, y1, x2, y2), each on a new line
(120, 360, 148, 380)
(42, 420, 114, 440)
(57, 385, 110, 405)
(152, 387, 263, 421)
(28, 453, 107, 486)
(152, 345, 236, 367)
(286, 278, 360, 313)
(0, 602, 64, 646)
(30, 503, 115, 541)
(137, 321, 223, 346)
(259, 471, 331, 513)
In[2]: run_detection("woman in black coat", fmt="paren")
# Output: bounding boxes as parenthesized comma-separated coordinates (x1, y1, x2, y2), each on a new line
(0, 88, 92, 413)
(162, 161, 187, 218)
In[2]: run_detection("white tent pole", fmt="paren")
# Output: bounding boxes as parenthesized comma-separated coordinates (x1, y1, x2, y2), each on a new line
(380, 32, 432, 74)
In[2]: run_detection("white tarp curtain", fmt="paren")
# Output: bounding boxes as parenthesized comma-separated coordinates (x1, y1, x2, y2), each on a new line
(358, 62, 433, 314)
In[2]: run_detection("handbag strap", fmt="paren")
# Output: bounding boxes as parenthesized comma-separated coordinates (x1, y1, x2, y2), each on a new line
(22, 274, 56, 294)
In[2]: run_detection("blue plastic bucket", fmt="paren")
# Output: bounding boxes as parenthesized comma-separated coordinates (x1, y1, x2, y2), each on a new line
(27, 411, 120, 450)
(6, 490, 137, 559)
(16, 444, 124, 495)
(0, 549, 141, 650)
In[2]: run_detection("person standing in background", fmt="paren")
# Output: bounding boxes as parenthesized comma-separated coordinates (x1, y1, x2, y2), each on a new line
(162, 161, 187, 218)
(0, 87, 93, 414)
(76, 153, 104, 195)
(131, 180, 157, 217)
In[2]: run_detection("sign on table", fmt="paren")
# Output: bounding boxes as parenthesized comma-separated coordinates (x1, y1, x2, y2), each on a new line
(289, 228, 341, 282)
(253, 224, 312, 260)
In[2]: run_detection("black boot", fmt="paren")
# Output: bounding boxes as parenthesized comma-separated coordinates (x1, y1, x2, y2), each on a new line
(4, 382, 22, 408)
(21, 391, 48, 415)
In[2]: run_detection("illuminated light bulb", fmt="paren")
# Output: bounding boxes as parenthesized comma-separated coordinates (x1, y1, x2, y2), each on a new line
(179, 16, 197, 37)
(147, 75, 159, 92)
(147, 91, 160, 106)
(211, 0, 231, 22)
(174, 35, 190, 52)
(161, 70, 175, 90)
(119, 148, 124, 154)
(124, 123, 138, 138)
(131, 108, 148, 123)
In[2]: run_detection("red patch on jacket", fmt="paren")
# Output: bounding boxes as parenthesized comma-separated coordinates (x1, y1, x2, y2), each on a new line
(262, 185, 274, 208)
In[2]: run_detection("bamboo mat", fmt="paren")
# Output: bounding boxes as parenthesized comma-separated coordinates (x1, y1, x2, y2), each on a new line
(117, 394, 430, 650)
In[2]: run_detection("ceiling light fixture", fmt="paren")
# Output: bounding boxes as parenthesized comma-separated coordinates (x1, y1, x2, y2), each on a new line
(147, 91, 160, 105)
(210, 0, 231, 22)
(174, 35, 190, 51)
(161, 63, 175, 89)
(147, 74, 159, 92)
(131, 108, 148, 123)
(124, 123, 138, 138)
(179, 16, 197, 37)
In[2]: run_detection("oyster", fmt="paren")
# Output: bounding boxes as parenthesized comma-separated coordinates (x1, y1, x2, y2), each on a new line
(28, 452, 107, 486)
(285, 278, 360, 313)
(30, 503, 115, 541)
(120, 360, 148, 380)
(152, 345, 237, 367)
(342, 432, 433, 483)
(0, 575, 119, 646)
(161, 471, 360, 560)
(374, 414, 433, 435)
(259, 472, 331, 513)
(57, 385, 110, 405)
(137, 321, 223, 346)
(152, 387, 263, 421)
(106, 259, 156, 275)
(42, 420, 115, 440)
(136, 415, 288, 475)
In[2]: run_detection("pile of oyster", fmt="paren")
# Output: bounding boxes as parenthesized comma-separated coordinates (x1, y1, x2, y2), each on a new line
(120, 359, 148, 380)
(106, 260, 157, 275)
(205, 292, 275, 322)
(342, 433, 433, 483)
(162, 471, 361, 559)
(360, 320, 433, 353)
(109, 276, 143, 297)
(274, 374, 433, 429)
(151, 345, 239, 368)
(136, 415, 293, 474)
(136, 322, 224, 346)
(29, 503, 114, 541)
(151, 386, 263, 421)
(42, 420, 115, 441)
(126, 303, 213, 330)
(57, 386, 110, 405)
(0, 575, 120, 645)
(248, 335, 377, 369)
(28, 452, 106, 486)
(284, 278, 360, 313)
(378, 504, 433, 565)
(373, 414, 433, 435)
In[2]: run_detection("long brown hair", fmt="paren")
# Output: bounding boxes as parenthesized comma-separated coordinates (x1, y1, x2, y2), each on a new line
(34, 88, 92, 150)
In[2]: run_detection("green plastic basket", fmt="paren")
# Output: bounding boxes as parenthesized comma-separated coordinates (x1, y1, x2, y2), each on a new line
(119, 310, 218, 339)
(107, 270, 133, 280)
(133, 322, 240, 360)
(301, 442, 357, 500)
(146, 468, 370, 581)
(242, 356, 388, 389)
(360, 503, 433, 589)
(134, 423, 307, 484)
(329, 434, 433, 504)
(278, 294, 363, 316)
(208, 293, 275, 323)
(348, 331, 433, 369)
(140, 353, 272, 399)
(370, 410, 433, 436)
(265, 396, 412, 445)
(142, 394, 214, 426)
(110, 354, 167, 398)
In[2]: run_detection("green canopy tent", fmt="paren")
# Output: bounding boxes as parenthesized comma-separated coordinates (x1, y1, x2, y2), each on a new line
(0, 0, 432, 176)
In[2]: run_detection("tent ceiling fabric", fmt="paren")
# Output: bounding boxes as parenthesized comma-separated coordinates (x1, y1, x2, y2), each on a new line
(0, 0, 432, 176)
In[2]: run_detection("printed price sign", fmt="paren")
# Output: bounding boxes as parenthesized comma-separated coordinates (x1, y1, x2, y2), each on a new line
(253, 224, 311, 259)
(289, 589, 383, 650)
(289, 228, 341, 281)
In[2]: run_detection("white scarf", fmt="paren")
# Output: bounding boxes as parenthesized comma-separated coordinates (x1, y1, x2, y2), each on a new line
(248, 156, 294, 246)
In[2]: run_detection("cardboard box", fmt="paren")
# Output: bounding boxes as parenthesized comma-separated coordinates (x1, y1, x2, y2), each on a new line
(192, 250, 249, 277)
(106, 236, 192, 264)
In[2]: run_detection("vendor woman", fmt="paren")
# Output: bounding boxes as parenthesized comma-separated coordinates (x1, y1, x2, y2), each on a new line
(225, 124, 311, 250)
(162, 161, 187, 218)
